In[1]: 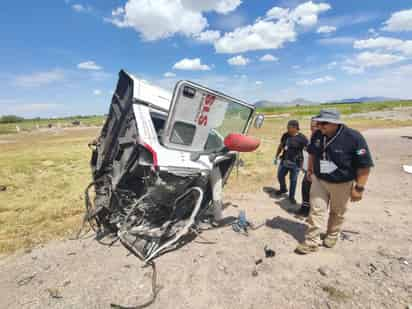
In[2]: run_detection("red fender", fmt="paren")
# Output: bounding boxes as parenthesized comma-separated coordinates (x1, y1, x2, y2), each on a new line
(224, 133, 260, 153)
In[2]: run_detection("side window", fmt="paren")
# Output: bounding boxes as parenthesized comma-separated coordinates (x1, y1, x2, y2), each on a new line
(170, 122, 196, 145)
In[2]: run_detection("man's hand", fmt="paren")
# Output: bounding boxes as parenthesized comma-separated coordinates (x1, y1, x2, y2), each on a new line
(306, 169, 313, 182)
(351, 185, 363, 202)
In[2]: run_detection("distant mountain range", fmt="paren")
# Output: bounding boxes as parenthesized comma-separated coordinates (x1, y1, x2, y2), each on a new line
(255, 98, 318, 108)
(333, 97, 402, 103)
(254, 96, 403, 108)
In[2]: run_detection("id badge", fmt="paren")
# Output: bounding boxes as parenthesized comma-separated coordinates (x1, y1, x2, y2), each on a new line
(320, 160, 338, 174)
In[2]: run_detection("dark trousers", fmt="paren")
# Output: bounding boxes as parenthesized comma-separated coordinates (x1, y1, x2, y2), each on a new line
(277, 161, 299, 200)
(301, 173, 311, 208)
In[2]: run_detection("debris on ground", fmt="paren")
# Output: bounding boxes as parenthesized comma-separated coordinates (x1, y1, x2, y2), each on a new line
(252, 270, 258, 277)
(368, 263, 378, 276)
(264, 246, 276, 258)
(232, 210, 250, 235)
(46, 288, 62, 299)
(17, 274, 36, 287)
(0, 185, 6, 192)
(255, 259, 263, 265)
(321, 285, 350, 302)
(403, 165, 412, 174)
(318, 267, 329, 277)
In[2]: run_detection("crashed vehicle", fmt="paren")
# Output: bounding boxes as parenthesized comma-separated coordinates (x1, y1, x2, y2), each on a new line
(86, 70, 263, 263)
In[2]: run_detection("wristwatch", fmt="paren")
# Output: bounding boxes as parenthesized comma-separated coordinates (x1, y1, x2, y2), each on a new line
(354, 184, 365, 192)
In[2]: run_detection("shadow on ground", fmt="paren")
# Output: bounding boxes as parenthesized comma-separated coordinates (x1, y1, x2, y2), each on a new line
(262, 187, 300, 216)
(266, 216, 306, 243)
(262, 186, 278, 199)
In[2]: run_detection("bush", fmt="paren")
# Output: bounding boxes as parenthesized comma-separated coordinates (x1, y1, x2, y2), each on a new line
(0, 115, 25, 124)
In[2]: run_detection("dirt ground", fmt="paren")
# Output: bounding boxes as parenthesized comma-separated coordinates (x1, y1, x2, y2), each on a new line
(0, 127, 411, 309)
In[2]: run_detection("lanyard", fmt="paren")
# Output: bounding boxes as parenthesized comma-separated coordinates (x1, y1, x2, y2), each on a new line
(322, 126, 343, 160)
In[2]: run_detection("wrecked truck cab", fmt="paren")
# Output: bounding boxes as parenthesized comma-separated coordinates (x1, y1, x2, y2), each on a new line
(87, 70, 261, 262)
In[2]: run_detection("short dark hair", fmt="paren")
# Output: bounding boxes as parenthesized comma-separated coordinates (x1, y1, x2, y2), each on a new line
(287, 119, 300, 130)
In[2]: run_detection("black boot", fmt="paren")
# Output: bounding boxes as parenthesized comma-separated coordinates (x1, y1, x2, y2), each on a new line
(296, 205, 310, 217)
(275, 189, 287, 196)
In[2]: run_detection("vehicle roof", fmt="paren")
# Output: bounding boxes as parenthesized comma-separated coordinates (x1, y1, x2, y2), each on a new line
(127, 71, 172, 111)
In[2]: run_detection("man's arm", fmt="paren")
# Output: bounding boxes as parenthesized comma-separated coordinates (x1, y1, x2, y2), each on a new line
(275, 144, 283, 159)
(306, 154, 314, 181)
(351, 167, 371, 202)
(356, 168, 370, 187)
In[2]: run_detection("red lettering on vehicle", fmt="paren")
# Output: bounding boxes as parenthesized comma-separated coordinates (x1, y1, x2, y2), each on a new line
(198, 115, 208, 126)
(197, 94, 216, 126)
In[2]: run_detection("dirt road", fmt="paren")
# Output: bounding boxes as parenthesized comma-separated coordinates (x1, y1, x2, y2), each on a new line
(1, 127, 411, 309)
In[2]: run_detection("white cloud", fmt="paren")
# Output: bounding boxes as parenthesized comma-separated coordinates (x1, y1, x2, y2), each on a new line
(354, 36, 412, 57)
(255, 81, 263, 85)
(297, 75, 335, 86)
(108, 0, 207, 41)
(112, 7, 125, 16)
(368, 28, 379, 37)
(327, 61, 337, 69)
(292, 65, 301, 70)
(318, 36, 355, 45)
(93, 89, 102, 95)
(163, 72, 176, 78)
(173, 58, 211, 71)
(341, 66, 365, 75)
(77, 61, 102, 70)
(383, 9, 412, 32)
(215, 19, 297, 54)
(342, 51, 405, 74)
(107, 0, 242, 41)
(317, 25, 336, 33)
(228, 55, 250, 66)
(72, 4, 85, 12)
(289, 1, 331, 27)
(214, 1, 331, 54)
(181, 0, 242, 15)
(260, 54, 279, 62)
(13, 70, 65, 87)
(193, 30, 221, 43)
(354, 51, 405, 68)
(72, 4, 92, 13)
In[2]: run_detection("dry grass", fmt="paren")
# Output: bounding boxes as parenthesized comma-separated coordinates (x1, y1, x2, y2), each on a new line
(0, 128, 99, 254)
(1, 116, 412, 255)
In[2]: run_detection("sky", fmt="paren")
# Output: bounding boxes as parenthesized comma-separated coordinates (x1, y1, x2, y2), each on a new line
(1, 0, 412, 118)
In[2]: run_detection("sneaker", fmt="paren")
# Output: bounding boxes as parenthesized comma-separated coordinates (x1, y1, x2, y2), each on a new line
(275, 189, 287, 196)
(295, 242, 319, 255)
(289, 198, 297, 205)
(295, 206, 310, 217)
(323, 235, 338, 248)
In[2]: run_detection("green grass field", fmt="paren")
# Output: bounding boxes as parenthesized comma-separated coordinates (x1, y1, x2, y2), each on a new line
(0, 116, 104, 135)
(1, 101, 412, 255)
(256, 100, 412, 116)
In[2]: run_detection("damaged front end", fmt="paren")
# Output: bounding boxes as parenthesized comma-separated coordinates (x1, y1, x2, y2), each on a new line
(84, 70, 261, 263)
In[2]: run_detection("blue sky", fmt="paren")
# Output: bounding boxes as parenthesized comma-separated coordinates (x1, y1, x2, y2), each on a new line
(1, 0, 412, 118)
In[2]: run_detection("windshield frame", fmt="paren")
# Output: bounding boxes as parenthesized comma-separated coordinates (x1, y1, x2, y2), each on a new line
(162, 80, 256, 154)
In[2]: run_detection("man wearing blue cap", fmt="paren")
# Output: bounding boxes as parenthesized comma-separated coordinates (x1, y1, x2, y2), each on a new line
(295, 109, 374, 254)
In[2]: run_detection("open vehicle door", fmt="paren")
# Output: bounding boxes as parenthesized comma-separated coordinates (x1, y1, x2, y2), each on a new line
(162, 81, 255, 153)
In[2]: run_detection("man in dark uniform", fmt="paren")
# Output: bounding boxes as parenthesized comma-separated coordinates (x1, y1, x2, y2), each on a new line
(295, 109, 374, 254)
(274, 120, 308, 204)
(296, 117, 319, 217)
